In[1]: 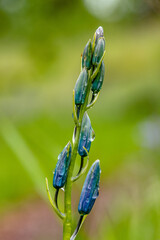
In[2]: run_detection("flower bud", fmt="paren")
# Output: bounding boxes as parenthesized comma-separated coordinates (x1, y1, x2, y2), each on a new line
(74, 68, 88, 105)
(53, 142, 72, 189)
(94, 26, 104, 45)
(92, 37, 105, 66)
(91, 61, 105, 93)
(82, 39, 92, 70)
(78, 112, 95, 157)
(78, 160, 101, 215)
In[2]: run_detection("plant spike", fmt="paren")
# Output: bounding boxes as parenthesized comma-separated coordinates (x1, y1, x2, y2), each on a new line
(46, 26, 106, 240)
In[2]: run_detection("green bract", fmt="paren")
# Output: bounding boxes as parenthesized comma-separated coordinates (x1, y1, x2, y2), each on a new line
(74, 68, 88, 105)
(91, 61, 105, 93)
(82, 39, 92, 70)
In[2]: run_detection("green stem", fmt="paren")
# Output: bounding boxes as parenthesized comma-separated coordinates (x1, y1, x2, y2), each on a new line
(63, 69, 93, 240)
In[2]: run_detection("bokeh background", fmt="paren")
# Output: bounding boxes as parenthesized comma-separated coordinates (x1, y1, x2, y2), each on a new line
(0, 0, 160, 239)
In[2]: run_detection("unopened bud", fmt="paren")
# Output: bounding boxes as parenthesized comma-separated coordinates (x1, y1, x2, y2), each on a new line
(92, 37, 105, 66)
(53, 142, 72, 189)
(94, 26, 104, 44)
(74, 68, 88, 105)
(91, 61, 105, 93)
(78, 160, 101, 215)
(82, 39, 92, 70)
(78, 112, 95, 157)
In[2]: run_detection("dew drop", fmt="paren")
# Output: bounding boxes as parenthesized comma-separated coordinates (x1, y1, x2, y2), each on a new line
(83, 135, 87, 141)
(72, 127, 76, 144)
(91, 130, 95, 142)
(85, 198, 89, 203)
(92, 188, 99, 199)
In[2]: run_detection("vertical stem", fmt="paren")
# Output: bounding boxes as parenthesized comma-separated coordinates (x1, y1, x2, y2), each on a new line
(63, 124, 81, 239)
(63, 70, 93, 240)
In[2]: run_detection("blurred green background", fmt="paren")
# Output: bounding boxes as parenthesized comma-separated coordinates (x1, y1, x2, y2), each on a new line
(0, 0, 160, 239)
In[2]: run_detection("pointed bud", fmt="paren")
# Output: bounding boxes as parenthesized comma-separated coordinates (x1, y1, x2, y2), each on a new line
(91, 61, 105, 93)
(74, 68, 88, 106)
(82, 39, 92, 70)
(92, 37, 105, 66)
(94, 26, 104, 44)
(78, 112, 95, 157)
(78, 160, 101, 215)
(53, 142, 72, 189)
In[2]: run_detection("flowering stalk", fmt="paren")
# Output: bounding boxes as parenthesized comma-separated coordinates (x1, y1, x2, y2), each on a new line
(46, 26, 106, 240)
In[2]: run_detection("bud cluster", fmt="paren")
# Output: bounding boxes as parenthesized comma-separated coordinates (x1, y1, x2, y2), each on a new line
(75, 26, 105, 111)
(46, 26, 106, 240)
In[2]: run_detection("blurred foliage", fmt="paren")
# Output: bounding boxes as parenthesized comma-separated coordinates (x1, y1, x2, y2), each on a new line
(0, 0, 160, 239)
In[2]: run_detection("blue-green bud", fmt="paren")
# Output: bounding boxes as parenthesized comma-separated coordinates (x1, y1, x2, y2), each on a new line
(78, 160, 101, 215)
(82, 39, 92, 70)
(94, 26, 104, 45)
(74, 68, 88, 105)
(92, 37, 105, 66)
(53, 142, 72, 189)
(78, 112, 95, 157)
(91, 61, 105, 93)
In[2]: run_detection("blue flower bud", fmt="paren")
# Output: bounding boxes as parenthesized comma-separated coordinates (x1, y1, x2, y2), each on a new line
(78, 160, 101, 215)
(92, 37, 105, 66)
(82, 39, 92, 70)
(53, 142, 72, 189)
(74, 68, 88, 105)
(94, 26, 104, 45)
(91, 61, 105, 93)
(78, 112, 95, 157)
